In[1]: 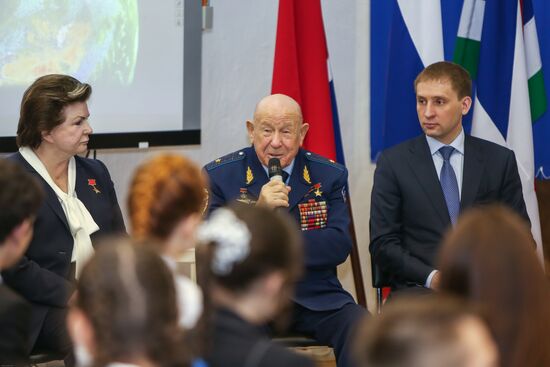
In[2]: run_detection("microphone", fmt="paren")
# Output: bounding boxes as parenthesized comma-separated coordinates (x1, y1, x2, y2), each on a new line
(268, 158, 283, 182)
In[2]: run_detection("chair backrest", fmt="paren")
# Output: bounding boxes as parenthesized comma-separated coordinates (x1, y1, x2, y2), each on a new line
(370, 256, 392, 313)
(346, 198, 367, 308)
(370, 259, 390, 289)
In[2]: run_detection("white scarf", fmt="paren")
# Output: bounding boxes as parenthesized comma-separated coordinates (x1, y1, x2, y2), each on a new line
(19, 147, 99, 278)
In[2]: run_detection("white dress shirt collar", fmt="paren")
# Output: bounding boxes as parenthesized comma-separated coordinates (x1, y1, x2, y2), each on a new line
(426, 128, 465, 156)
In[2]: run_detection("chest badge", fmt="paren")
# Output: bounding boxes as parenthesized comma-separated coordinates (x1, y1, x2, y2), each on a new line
(305, 183, 323, 198)
(298, 199, 328, 231)
(303, 166, 311, 184)
(87, 179, 101, 194)
(246, 166, 254, 185)
(236, 188, 256, 205)
(314, 186, 323, 197)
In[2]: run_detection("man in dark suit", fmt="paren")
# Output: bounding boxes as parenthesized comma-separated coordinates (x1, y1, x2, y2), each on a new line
(370, 61, 529, 292)
(205, 94, 366, 367)
(0, 159, 44, 365)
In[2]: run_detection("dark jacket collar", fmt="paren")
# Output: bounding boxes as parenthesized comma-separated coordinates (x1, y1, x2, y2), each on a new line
(406, 134, 485, 226)
(461, 134, 484, 210)
(407, 136, 452, 226)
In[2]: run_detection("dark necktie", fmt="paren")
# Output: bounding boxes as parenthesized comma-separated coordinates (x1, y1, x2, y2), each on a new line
(281, 170, 289, 183)
(439, 146, 460, 224)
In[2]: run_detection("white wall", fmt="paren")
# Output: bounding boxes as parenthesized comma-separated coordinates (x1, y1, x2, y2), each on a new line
(97, 0, 376, 311)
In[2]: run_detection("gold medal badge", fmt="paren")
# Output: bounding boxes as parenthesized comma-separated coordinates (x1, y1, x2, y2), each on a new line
(306, 183, 323, 198)
(314, 184, 323, 197)
(236, 188, 256, 205)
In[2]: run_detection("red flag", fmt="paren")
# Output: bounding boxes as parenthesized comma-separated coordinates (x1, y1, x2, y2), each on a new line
(272, 0, 368, 308)
(271, 0, 336, 160)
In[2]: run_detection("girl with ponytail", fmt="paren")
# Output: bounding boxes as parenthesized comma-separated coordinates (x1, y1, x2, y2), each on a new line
(67, 239, 190, 367)
(197, 204, 314, 367)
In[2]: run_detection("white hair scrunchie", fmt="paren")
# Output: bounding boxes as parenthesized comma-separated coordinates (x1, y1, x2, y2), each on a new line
(197, 208, 251, 275)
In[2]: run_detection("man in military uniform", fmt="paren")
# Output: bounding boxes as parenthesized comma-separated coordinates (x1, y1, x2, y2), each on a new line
(204, 94, 366, 367)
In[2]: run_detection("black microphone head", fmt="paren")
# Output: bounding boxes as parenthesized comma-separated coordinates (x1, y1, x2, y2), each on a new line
(268, 158, 282, 179)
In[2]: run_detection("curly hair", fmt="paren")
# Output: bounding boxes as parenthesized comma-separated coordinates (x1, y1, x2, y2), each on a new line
(76, 238, 190, 367)
(17, 74, 92, 149)
(128, 154, 208, 241)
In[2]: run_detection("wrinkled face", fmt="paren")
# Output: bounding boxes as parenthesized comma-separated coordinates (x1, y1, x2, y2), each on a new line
(43, 101, 92, 157)
(416, 79, 471, 145)
(247, 107, 309, 168)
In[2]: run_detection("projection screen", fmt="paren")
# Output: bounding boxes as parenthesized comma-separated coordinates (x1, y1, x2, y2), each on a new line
(0, 0, 201, 152)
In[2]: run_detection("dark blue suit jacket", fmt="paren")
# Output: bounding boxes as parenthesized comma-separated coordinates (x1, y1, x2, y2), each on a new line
(370, 134, 530, 290)
(205, 147, 355, 311)
(2, 152, 126, 346)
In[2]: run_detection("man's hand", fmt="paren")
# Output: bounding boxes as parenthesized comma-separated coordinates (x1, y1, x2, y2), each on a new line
(256, 180, 291, 209)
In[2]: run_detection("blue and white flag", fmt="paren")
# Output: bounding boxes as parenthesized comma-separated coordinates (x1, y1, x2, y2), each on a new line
(371, 0, 546, 259)
(371, 1, 444, 159)
(454, 0, 545, 259)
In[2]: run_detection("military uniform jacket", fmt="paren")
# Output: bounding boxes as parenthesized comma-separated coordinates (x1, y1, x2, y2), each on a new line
(2, 152, 126, 346)
(205, 147, 355, 311)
